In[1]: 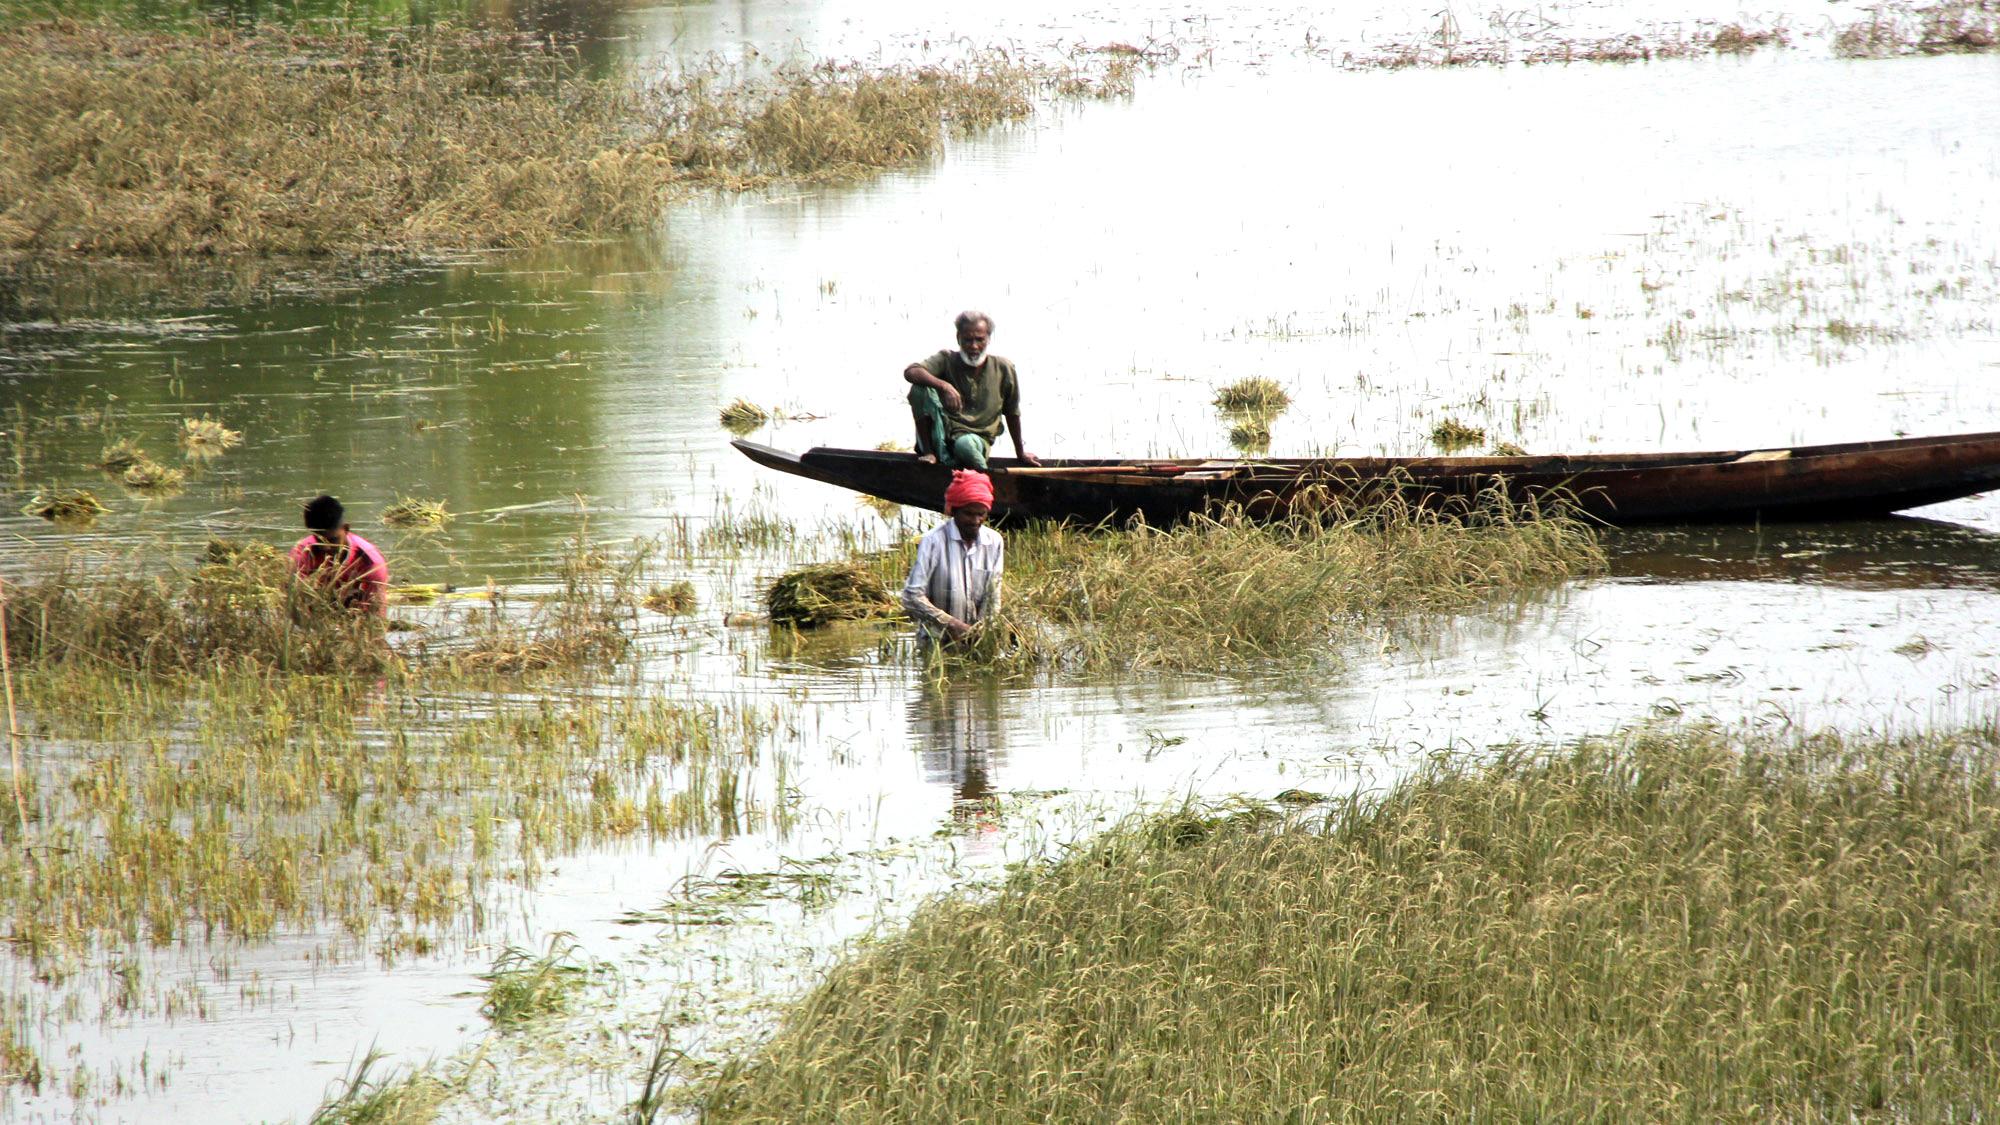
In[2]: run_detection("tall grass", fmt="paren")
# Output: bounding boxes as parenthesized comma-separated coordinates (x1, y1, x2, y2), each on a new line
(0, 23, 1147, 265)
(705, 724, 2000, 1121)
(871, 491, 1601, 671)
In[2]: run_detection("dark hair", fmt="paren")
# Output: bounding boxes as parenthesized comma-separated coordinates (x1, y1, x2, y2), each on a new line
(303, 494, 345, 532)
(954, 310, 993, 335)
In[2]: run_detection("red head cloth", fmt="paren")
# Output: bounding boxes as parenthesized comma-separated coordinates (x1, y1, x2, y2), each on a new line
(944, 469, 995, 512)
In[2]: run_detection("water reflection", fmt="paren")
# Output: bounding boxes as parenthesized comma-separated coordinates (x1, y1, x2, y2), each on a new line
(1606, 518, 2000, 592)
(908, 677, 1006, 818)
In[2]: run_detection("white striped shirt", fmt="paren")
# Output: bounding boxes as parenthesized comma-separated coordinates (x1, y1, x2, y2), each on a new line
(901, 520, 1004, 645)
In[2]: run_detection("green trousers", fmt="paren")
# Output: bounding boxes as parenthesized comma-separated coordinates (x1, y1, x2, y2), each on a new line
(908, 385, 990, 471)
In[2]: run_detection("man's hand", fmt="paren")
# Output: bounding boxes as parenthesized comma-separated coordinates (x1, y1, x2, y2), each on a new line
(1017, 451, 1042, 467)
(935, 381, 963, 413)
(944, 617, 973, 642)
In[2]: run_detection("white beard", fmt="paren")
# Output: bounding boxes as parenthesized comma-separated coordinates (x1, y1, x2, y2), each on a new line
(958, 349, 989, 368)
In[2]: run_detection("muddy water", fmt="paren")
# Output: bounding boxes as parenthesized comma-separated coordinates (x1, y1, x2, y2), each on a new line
(3, 2, 2000, 1120)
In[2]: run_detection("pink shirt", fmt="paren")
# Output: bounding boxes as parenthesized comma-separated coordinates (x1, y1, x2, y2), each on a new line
(289, 533, 389, 613)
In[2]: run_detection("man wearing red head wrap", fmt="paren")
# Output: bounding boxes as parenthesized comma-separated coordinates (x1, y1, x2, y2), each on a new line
(902, 310, 1042, 472)
(902, 470, 1004, 650)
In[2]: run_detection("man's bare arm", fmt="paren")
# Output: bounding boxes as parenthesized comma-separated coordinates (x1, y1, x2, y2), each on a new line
(905, 363, 962, 412)
(1004, 411, 1041, 466)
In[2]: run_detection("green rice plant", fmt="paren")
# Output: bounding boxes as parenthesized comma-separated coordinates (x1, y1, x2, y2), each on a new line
(640, 581, 697, 616)
(307, 1048, 450, 1125)
(1428, 417, 1486, 451)
(1211, 377, 1291, 414)
(479, 933, 602, 1029)
(704, 724, 2000, 1122)
(766, 561, 897, 629)
(865, 487, 1601, 672)
(380, 497, 451, 530)
(21, 487, 106, 524)
(718, 400, 770, 433)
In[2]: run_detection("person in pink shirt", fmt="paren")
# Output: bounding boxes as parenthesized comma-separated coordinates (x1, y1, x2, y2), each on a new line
(289, 494, 389, 614)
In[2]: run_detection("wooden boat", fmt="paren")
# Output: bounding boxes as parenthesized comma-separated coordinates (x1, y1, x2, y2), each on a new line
(732, 430, 2000, 526)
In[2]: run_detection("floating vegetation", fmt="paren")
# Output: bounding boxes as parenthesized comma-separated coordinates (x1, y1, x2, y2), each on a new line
(705, 725, 2000, 1121)
(1227, 416, 1272, 453)
(767, 561, 898, 629)
(1489, 441, 1529, 457)
(381, 496, 452, 530)
(480, 935, 603, 1029)
(1211, 377, 1292, 414)
(1428, 418, 1486, 452)
(719, 399, 771, 433)
(94, 437, 145, 473)
(1707, 23, 1788, 53)
(176, 415, 242, 454)
(21, 487, 107, 524)
(119, 457, 186, 492)
(875, 440, 911, 453)
(641, 581, 697, 616)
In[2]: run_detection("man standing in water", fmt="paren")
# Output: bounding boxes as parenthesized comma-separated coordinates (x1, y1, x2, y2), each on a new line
(289, 494, 389, 614)
(902, 470, 1003, 651)
(904, 310, 1042, 469)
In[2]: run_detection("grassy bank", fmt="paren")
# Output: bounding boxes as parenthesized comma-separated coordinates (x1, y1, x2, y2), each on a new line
(858, 492, 1602, 671)
(0, 21, 1134, 269)
(705, 724, 2000, 1121)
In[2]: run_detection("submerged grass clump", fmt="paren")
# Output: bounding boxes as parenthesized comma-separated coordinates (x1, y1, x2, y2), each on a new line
(1226, 416, 1271, 453)
(641, 581, 697, 616)
(1428, 417, 1486, 452)
(767, 561, 898, 629)
(480, 935, 602, 1029)
(306, 1049, 452, 1125)
(118, 457, 185, 492)
(21, 487, 107, 524)
(718, 399, 770, 433)
(176, 415, 241, 454)
(380, 496, 451, 530)
(94, 437, 144, 473)
(705, 725, 2000, 1121)
(1211, 377, 1292, 414)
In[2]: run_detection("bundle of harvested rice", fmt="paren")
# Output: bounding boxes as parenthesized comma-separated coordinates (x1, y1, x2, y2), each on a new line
(767, 561, 897, 628)
(1429, 418, 1486, 452)
(96, 438, 146, 472)
(122, 458, 186, 491)
(178, 416, 243, 452)
(23, 488, 108, 523)
(641, 582, 697, 615)
(382, 497, 451, 529)
(1212, 377, 1291, 414)
(720, 399, 770, 433)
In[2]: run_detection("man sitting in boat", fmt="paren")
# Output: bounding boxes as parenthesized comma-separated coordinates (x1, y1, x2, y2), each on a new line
(902, 470, 1003, 650)
(903, 310, 1041, 469)
(289, 494, 389, 614)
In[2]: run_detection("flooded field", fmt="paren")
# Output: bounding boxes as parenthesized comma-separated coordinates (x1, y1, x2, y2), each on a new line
(2, 0, 1998, 1119)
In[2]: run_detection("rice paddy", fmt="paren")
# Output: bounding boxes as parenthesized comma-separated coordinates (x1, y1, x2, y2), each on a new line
(2, 0, 1997, 1119)
(704, 723, 2000, 1121)
(1211, 377, 1292, 414)
(0, 21, 1158, 271)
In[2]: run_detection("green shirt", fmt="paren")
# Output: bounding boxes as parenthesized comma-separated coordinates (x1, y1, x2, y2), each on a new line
(919, 350, 1020, 443)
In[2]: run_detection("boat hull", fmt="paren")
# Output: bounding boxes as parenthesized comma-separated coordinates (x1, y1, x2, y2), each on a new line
(733, 431, 2000, 526)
